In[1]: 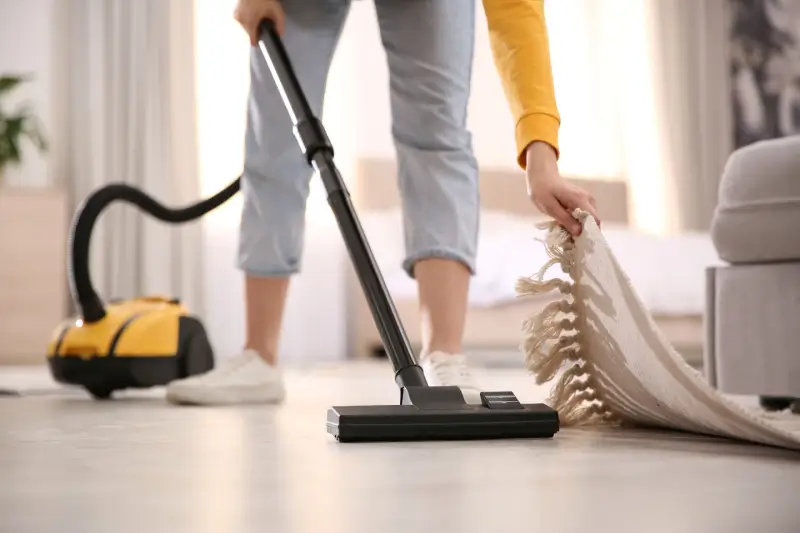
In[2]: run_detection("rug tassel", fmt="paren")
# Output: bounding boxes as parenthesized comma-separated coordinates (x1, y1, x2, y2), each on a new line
(515, 277, 570, 296)
(522, 318, 576, 358)
(525, 341, 579, 385)
(519, 209, 619, 428)
(556, 388, 597, 418)
(536, 257, 562, 279)
(524, 299, 574, 338)
(535, 220, 560, 232)
(547, 363, 587, 406)
(523, 301, 573, 338)
(522, 300, 562, 333)
(561, 402, 610, 427)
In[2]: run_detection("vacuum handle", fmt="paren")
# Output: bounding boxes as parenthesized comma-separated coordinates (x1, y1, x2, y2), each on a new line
(256, 19, 427, 389)
(256, 20, 315, 129)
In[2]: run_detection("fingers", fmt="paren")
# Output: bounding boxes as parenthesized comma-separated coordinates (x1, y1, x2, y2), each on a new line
(234, 1, 286, 47)
(268, 6, 286, 36)
(538, 189, 601, 237)
(585, 203, 602, 229)
(576, 192, 601, 230)
(528, 171, 601, 236)
(561, 189, 602, 234)
(542, 197, 582, 236)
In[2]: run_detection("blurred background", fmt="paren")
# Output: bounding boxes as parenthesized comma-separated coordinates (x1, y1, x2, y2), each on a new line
(1, 0, 798, 369)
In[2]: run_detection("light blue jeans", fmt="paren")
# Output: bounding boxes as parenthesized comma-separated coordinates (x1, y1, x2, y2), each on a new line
(238, 0, 479, 278)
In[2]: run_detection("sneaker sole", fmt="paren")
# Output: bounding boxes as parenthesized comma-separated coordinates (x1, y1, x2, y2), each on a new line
(165, 385, 286, 406)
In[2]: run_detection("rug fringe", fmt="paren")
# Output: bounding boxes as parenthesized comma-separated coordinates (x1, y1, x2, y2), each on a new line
(518, 209, 619, 427)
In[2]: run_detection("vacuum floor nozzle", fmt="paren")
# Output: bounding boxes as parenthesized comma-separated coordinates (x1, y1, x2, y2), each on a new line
(326, 386, 559, 442)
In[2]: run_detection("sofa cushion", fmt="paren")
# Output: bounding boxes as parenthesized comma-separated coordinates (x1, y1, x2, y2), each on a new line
(711, 136, 800, 263)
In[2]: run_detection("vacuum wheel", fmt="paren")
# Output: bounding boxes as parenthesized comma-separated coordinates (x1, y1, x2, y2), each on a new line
(87, 387, 114, 400)
(178, 316, 215, 378)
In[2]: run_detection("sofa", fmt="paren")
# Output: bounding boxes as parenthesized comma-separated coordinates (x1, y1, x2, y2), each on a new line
(705, 135, 800, 413)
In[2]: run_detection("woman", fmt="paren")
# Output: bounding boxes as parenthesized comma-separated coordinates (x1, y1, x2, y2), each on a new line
(165, 0, 600, 406)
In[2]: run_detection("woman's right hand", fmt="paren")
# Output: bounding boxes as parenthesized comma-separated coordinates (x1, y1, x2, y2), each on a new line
(234, 0, 286, 45)
(525, 141, 601, 236)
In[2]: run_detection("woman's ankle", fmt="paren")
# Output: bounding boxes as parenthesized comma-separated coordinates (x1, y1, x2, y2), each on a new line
(244, 344, 277, 366)
(422, 341, 463, 357)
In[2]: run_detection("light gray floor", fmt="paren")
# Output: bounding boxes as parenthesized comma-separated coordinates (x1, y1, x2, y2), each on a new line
(1, 362, 799, 533)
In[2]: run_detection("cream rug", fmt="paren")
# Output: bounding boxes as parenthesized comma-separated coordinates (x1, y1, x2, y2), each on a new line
(517, 211, 800, 451)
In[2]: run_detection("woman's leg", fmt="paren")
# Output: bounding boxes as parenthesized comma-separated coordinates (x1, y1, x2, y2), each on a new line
(375, 0, 481, 401)
(166, 0, 352, 406)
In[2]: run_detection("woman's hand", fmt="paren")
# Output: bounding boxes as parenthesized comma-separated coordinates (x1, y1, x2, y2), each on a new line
(525, 141, 601, 236)
(234, 0, 285, 45)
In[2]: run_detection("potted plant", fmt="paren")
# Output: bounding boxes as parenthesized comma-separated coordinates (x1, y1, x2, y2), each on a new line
(0, 74, 48, 185)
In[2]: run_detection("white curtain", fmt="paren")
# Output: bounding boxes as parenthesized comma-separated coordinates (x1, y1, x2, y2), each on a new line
(58, 0, 203, 314)
(546, 0, 733, 235)
(646, 0, 733, 232)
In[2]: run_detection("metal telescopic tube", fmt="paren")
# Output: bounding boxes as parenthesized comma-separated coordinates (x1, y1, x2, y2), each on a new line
(257, 20, 426, 389)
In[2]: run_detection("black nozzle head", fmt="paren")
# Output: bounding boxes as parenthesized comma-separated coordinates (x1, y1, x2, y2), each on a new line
(326, 390, 559, 443)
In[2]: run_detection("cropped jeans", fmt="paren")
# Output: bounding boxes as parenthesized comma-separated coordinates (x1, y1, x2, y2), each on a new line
(238, 0, 479, 278)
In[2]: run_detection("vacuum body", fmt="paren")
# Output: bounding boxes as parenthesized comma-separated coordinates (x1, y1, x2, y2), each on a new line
(47, 297, 213, 399)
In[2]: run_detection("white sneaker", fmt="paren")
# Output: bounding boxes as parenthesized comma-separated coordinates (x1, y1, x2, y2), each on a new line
(420, 351, 482, 404)
(165, 349, 286, 406)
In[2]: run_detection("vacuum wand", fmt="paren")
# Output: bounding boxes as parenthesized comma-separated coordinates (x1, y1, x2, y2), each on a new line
(256, 20, 426, 389)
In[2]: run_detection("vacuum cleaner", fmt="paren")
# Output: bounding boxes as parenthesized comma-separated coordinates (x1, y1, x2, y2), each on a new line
(46, 177, 240, 399)
(47, 19, 560, 443)
(253, 21, 559, 442)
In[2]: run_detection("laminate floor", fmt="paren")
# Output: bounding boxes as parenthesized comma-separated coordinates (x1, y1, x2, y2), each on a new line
(1, 362, 799, 533)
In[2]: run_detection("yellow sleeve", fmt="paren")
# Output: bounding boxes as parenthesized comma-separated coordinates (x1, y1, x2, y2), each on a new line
(482, 0, 560, 168)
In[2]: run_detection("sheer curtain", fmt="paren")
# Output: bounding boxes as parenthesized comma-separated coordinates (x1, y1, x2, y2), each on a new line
(545, 0, 732, 234)
(545, 0, 667, 233)
(58, 0, 203, 314)
(647, 0, 733, 232)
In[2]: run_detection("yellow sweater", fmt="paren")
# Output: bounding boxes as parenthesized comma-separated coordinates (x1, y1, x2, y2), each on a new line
(482, 0, 560, 168)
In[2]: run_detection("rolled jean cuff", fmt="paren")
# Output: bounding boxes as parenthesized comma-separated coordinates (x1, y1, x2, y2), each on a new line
(239, 265, 299, 278)
(402, 247, 476, 279)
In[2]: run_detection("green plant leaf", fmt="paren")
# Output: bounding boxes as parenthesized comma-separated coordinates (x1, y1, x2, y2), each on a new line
(4, 116, 24, 141)
(0, 137, 9, 161)
(0, 74, 30, 95)
(4, 124, 21, 164)
(0, 73, 45, 173)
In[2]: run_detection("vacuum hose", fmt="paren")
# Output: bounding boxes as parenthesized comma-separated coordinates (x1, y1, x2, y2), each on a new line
(68, 178, 241, 324)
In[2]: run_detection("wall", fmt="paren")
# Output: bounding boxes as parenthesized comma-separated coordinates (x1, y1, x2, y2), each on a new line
(0, 0, 61, 188)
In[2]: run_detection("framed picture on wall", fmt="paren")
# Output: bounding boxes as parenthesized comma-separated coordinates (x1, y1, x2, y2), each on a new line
(729, 0, 800, 148)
